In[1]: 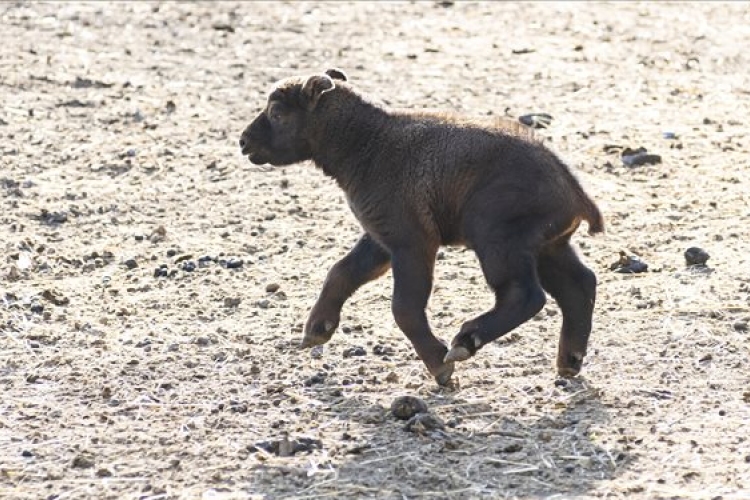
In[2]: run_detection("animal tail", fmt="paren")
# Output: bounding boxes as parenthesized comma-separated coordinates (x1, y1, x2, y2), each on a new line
(580, 191, 605, 235)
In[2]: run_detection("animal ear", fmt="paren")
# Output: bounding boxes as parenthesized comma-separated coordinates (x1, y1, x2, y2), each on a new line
(324, 68, 348, 82)
(301, 74, 335, 110)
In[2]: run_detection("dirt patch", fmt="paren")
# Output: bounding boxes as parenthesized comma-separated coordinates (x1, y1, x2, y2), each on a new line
(1, 2, 749, 499)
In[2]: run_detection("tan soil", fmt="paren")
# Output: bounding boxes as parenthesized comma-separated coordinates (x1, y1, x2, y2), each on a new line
(1, 2, 749, 499)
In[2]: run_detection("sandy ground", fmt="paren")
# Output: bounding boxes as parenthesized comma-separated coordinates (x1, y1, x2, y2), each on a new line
(1, 2, 749, 499)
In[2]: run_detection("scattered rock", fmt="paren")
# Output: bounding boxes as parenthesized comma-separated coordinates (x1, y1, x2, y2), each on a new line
(124, 258, 138, 270)
(181, 261, 196, 272)
(96, 468, 113, 478)
(56, 99, 96, 108)
(248, 436, 322, 456)
(226, 258, 244, 269)
(71, 76, 114, 89)
(684, 247, 710, 266)
(265, 283, 280, 293)
(35, 209, 68, 225)
(404, 412, 445, 435)
(621, 147, 662, 167)
(662, 131, 677, 139)
(391, 395, 429, 420)
(71, 452, 96, 469)
(343, 346, 366, 358)
(733, 321, 748, 333)
(6, 265, 21, 281)
(519, 113, 552, 129)
(212, 22, 235, 33)
(149, 226, 167, 243)
(223, 297, 241, 308)
(373, 344, 395, 356)
(21, 450, 34, 458)
(610, 251, 648, 274)
(42, 289, 69, 306)
(304, 372, 327, 386)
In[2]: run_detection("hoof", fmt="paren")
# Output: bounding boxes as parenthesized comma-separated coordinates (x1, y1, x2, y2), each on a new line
(298, 334, 329, 349)
(556, 352, 584, 378)
(444, 345, 472, 363)
(433, 362, 455, 386)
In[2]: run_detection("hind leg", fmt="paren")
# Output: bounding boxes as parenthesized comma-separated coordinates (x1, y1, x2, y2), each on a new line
(537, 241, 597, 377)
(390, 245, 455, 385)
(445, 228, 547, 363)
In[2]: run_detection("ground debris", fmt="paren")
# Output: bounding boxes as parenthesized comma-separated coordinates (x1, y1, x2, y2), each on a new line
(610, 251, 649, 274)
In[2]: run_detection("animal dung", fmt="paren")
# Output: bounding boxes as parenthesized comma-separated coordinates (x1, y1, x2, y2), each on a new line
(390, 395, 429, 420)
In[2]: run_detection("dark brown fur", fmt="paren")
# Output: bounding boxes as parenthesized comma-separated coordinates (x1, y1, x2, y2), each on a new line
(240, 69, 604, 385)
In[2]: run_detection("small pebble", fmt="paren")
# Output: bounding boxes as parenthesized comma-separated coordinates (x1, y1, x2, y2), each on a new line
(621, 146, 662, 167)
(166, 249, 177, 258)
(519, 113, 553, 129)
(226, 258, 244, 269)
(96, 468, 113, 478)
(343, 346, 366, 358)
(304, 372, 327, 386)
(223, 297, 241, 308)
(265, 283, 280, 293)
(373, 344, 395, 356)
(124, 258, 138, 270)
(182, 261, 196, 272)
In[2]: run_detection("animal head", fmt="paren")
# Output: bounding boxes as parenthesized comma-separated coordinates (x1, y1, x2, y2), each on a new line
(239, 68, 348, 166)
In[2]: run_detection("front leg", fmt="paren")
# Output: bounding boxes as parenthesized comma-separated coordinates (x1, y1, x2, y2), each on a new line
(301, 234, 391, 347)
(390, 245, 454, 386)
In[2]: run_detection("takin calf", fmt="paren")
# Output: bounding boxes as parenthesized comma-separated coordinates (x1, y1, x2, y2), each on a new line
(239, 69, 604, 386)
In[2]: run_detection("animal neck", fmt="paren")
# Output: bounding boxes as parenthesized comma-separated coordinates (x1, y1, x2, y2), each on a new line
(309, 89, 388, 190)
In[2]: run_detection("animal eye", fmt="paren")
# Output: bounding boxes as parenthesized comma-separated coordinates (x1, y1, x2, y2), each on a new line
(268, 103, 287, 121)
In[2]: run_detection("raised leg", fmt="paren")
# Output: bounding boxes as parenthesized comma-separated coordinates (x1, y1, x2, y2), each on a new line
(390, 245, 454, 385)
(537, 241, 597, 377)
(301, 234, 391, 347)
(445, 230, 546, 363)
